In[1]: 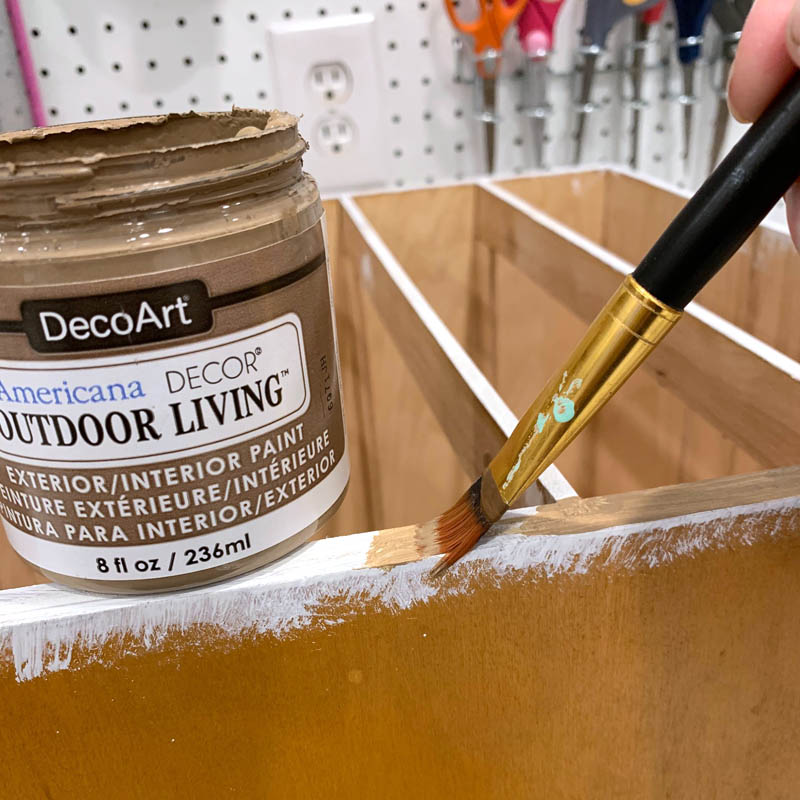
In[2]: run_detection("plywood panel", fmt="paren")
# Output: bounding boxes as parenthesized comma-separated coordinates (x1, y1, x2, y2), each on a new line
(505, 170, 800, 362)
(3, 470, 799, 799)
(497, 170, 606, 241)
(475, 184, 797, 480)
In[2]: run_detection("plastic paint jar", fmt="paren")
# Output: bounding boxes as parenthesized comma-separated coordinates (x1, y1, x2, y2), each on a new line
(0, 111, 349, 593)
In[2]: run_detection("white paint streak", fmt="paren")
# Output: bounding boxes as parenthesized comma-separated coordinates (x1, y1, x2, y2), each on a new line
(2, 496, 798, 683)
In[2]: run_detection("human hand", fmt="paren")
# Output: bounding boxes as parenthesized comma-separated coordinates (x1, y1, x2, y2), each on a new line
(728, 0, 800, 248)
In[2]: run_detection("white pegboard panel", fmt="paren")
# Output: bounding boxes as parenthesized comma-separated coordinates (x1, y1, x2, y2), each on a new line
(0, 0, 780, 222)
(0, 3, 33, 132)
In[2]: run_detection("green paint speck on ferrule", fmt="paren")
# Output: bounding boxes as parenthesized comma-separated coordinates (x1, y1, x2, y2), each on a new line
(553, 396, 575, 423)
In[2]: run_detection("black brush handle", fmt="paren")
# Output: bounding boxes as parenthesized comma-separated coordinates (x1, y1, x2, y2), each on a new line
(633, 71, 800, 309)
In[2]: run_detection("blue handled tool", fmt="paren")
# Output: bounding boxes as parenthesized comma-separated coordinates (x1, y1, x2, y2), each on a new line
(708, 0, 753, 170)
(574, 0, 662, 163)
(672, 0, 714, 167)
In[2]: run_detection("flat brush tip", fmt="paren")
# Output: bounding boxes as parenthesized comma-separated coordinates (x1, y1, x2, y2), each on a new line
(417, 474, 505, 576)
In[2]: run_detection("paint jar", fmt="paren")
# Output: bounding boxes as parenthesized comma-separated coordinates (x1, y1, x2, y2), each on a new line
(0, 111, 349, 593)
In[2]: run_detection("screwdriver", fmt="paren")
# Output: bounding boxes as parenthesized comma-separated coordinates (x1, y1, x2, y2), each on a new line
(574, 0, 663, 164)
(708, 0, 753, 171)
(629, 1, 666, 169)
(672, 0, 714, 169)
(517, 0, 566, 168)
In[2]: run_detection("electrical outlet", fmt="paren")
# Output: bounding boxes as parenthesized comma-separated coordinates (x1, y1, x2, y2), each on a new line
(268, 14, 385, 192)
(316, 114, 357, 155)
(310, 62, 352, 104)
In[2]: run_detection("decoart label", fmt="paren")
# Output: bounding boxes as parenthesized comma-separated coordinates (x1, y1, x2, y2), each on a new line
(0, 240, 349, 582)
(0, 314, 309, 464)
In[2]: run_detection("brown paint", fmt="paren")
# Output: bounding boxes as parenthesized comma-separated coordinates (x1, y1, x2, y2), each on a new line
(0, 111, 348, 592)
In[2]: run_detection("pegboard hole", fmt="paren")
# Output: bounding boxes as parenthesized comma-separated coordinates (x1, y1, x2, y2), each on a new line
(176, 17, 186, 27)
(388, 41, 397, 50)
(420, 39, 429, 48)
(76, 65, 86, 75)
(424, 145, 433, 154)
(513, 137, 523, 147)
(212, 15, 222, 25)
(39, 68, 49, 78)
(386, 3, 395, 10)
(224, 93, 233, 102)
(421, 76, 430, 86)
(141, 20, 150, 30)
(184, 57, 193, 66)
(154, 99, 164, 108)
(600, 128, 609, 138)
(419, 1, 428, 8)
(352, 5, 362, 12)
(48, 107, 58, 117)
(67, 25, 78, 35)
(393, 148, 403, 157)
(257, 90, 267, 99)
(423, 110, 432, 120)
(425, 176, 434, 184)
(104, 23, 114, 32)
(389, 79, 399, 88)
(84, 104, 94, 114)
(283, 10, 292, 18)
(248, 12, 258, 22)
(30, 28, 40, 37)
(189, 96, 199, 106)
(112, 62, 122, 72)
(252, 52, 263, 61)
(218, 54, 227, 63)
(454, 108, 463, 118)
(120, 101, 129, 111)
(148, 60, 157, 70)
(455, 142, 464, 152)
(318, 8, 327, 15)
(391, 114, 401, 124)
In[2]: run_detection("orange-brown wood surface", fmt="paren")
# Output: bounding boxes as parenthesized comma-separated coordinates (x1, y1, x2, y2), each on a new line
(3, 497, 799, 799)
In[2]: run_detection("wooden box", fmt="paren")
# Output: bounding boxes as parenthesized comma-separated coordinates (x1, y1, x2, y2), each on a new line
(2, 169, 799, 799)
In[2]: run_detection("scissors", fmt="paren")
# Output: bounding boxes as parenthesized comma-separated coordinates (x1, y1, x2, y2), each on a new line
(444, 0, 527, 172)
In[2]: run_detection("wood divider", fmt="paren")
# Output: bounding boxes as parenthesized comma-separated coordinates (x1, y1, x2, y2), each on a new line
(476, 181, 800, 469)
(338, 196, 574, 506)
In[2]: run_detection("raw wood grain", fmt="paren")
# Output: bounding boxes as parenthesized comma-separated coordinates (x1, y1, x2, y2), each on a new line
(476, 183, 800, 470)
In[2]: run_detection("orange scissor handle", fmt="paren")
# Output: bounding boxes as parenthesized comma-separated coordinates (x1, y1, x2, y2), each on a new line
(444, 0, 527, 53)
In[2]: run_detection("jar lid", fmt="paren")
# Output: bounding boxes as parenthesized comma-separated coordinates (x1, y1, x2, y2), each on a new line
(0, 110, 306, 223)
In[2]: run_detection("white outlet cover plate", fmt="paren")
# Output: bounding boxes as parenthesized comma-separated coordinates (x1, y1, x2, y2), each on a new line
(268, 14, 385, 192)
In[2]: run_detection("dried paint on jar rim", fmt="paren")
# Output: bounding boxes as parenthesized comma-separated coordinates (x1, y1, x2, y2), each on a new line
(0, 110, 349, 594)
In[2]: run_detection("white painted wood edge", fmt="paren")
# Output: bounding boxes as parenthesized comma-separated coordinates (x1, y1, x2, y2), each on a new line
(2, 494, 798, 683)
(338, 194, 576, 502)
(320, 162, 613, 202)
(478, 180, 800, 384)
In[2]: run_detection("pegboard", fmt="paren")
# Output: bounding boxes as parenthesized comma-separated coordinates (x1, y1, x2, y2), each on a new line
(0, 0, 784, 225)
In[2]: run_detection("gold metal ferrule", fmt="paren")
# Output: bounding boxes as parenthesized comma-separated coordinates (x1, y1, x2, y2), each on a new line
(489, 275, 682, 505)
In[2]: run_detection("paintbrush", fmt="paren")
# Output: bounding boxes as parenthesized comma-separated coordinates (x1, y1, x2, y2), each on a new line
(420, 71, 800, 576)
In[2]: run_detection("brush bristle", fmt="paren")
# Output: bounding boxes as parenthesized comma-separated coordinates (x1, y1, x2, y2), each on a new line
(416, 477, 497, 576)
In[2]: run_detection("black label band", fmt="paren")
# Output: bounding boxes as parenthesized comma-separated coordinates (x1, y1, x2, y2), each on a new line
(1, 251, 325, 354)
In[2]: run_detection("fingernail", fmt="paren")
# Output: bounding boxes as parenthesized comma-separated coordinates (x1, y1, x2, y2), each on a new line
(726, 60, 744, 122)
(790, 0, 800, 48)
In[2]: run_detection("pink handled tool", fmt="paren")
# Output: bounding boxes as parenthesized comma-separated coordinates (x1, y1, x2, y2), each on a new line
(517, 0, 566, 167)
